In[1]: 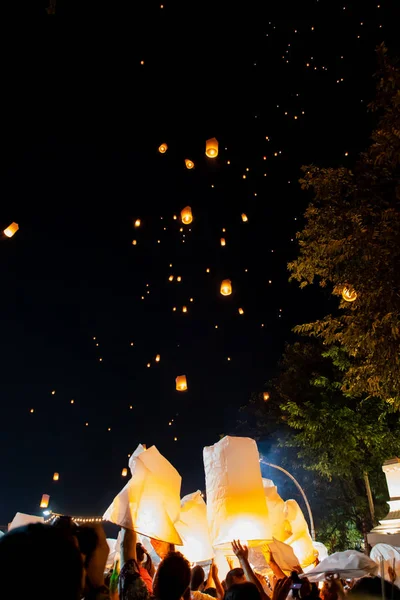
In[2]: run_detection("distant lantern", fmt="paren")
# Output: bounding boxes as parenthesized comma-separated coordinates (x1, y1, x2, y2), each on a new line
(182, 306, 187, 313)
(238, 307, 244, 315)
(181, 206, 193, 225)
(132, 240, 137, 245)
(155, 354, 161, 362)
(40, 494, 50, 508)
(122, 468, 128, 477)
(342, 286, 357, 302)
(263, 392, 270, 402)
(177, 276, 182, 282)
(241, 213, 248, 222)
(220, 279, 232, 296)
(220, 238, 226, 246)
(3, 222, 19, 238)
(185, 159, 194, 170)
(159, 143, 168, 154)
(134, 219, 141, 228)
(176, 375, 188, 391)
(53, 472, 59, 481)
(169, 275, 174, 282)
(205, 137, 219, 158)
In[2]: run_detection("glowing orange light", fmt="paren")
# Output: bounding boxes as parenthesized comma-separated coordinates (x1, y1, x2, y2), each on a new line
(181, 206, 193, 225)
(220, 279, 232, 296)
(155, 354, 161, 362)
(238, 308, 244, 315)
(132, 240, 137, 245)
(176, 375, 188, 391)
(342, 286, 357, 302)
(53, 472, 59, 481)
(177, 276, 182, 282)
(182, 306, 187, 313)
(159, 143, 168, 153)
(169, 275, 174, 282)
(263, 392, 270, 401)
(185, 159, 194, 169)
(3, 222, 19, 238)
(122, 468, 128, 477)
(220, 238, 226, 246)
(134, 219, 141, 228)
(40, 494, 50, 508)
(205, 137, 219, 158)
(241, 213, 248, 222)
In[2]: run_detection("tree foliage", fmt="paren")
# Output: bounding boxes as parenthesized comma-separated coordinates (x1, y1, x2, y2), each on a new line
(288, 45, 400, 405)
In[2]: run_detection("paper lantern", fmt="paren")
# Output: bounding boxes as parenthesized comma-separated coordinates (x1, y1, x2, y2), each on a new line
(204, 436, 271, 546)
(283, 499, 316, 568)
(8, 513, 44, 532)
(205, 137, 218, 158)
(241, 213, 248, 222)
(185, 159, 194, 170)
(122, 468, 128, 477)
(155, 354, 161, 362)
(220, 238, 226, 246)
(169, 275, 174, 281)
(263, 392, 270, 401)
(53, 472, 59, 481)
(342, 286, 357, 302)
(158, 143, 168, 154)
(181, 206, 193, 225)
(220, 279, 232, 296)
(182, 306, 187, 313)
(103, 444, 183, 544)
(134, 219, 141, 228)
(40, 494, 50, 509)
(176, 375, 187, 391)
(3, 222, 19, 238)
(175, 491, 214, 563)
(238, 308, 244, 315)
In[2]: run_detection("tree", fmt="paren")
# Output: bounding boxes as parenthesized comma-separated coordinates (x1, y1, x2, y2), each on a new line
(288, 45, 400, 406)
(242, 340, 400, 551)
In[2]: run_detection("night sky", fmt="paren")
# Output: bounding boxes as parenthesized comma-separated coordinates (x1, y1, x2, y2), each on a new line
(1, 4, 400, 526)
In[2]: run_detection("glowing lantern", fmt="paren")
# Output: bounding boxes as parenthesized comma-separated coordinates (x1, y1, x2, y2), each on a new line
(122, 468, 128, 477)
(238, 308, 244, 315)
(155, 354, 161, 362)
(220, 279, 232, 296)
(176, 491, 214, 563)
(176, 375, 188, 391)
(177, 276, 182, 282)
(204, 436, 271, 546)
(263, 392, 270, 402)
(181, 206, 193, 225)
(342, 286, 357, 302)
(205, 137, 219, 158)
(169, 275, 174, 282)
(3, 222, 19, 238)
(158, 143, 168, 154)
(241, 213, 248, 222)
(185, 159, 194, 170)
(220, 238, 226, 246)
(103, 444, 183, 544)
(53, 472, 59, 481)
(182, 306, 187, 313)
(40, 494, 50, 509)
(134, 219, 141, 228)
(132, 240, 137, 245)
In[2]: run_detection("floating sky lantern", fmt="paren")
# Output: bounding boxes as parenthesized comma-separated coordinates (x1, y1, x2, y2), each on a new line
(176, 375, 188, 391)
(155, 354, 161, 362)
(182, 306, 187, 313)
(241, 213, 248, 222)
(177, 276, 182, 282)
(132, 240, 137, 245)
(122, 468, 128, 477)
(181, 206, 193, 225)
(40, 494, 50, 509)
(169, 275, 174, 282)
(263, 392, 270, 401)
(205, 137, 219, 158)
(185, 159, 194, 170)
(134, 219, 141, 228)
(3, 222, 19, 238)
(53, 472, 59, 481)
(238, 308, 244, 315)
(158, 143, 168, 153)
(220, 238, 226, 246)
(220, 279, 232, 296)
(342, 286, 357, 302)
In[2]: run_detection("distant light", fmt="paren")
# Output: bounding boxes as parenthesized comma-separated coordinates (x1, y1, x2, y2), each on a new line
(158, 143, 168, 153)
(3, 222, 19, 238)
(134, 219, 141, 228)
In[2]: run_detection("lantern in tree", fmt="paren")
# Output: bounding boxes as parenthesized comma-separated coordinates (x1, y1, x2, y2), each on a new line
(220, 279, 232, 296)
(263, 392, 270, 401)
(53, 473, 59, 481)
(4, 222, 19, 238)
(40, 494, 50, 508)
(181, 206, 193, 225)
(122, 468, 128, 477)
(176, 375, 188, 391)
(238, 308, 244, 315)
(185, 159, 194, 170)
(205, 138, 218, 158)
(220, 238, 226, 247)
(134, 219, 141, 228)
(241, 213, 248, 222)
(158, 143, 168, 154)
(342, 286, 357, 302)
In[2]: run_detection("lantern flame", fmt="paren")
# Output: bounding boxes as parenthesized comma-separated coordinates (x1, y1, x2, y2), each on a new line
(4, 222, 19, 238)
(205, 137, 219, 158)
(220, 279, 232, 296)
(158, 143, 168, 153)
(176, 375, 188, 391)
(185, 159, 194, 170)
(181, 206, 193, 225)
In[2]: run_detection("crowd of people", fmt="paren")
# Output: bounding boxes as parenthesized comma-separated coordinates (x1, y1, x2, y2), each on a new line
(0, 518, 399, 600)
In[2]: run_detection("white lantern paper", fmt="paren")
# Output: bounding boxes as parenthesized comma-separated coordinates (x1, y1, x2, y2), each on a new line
(283, 499, 316, 568)
(103, 444, 183, 544)
(175, 490, 214, 563)
(8, 512, 44, 531)
(203, 436, 270, 546)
